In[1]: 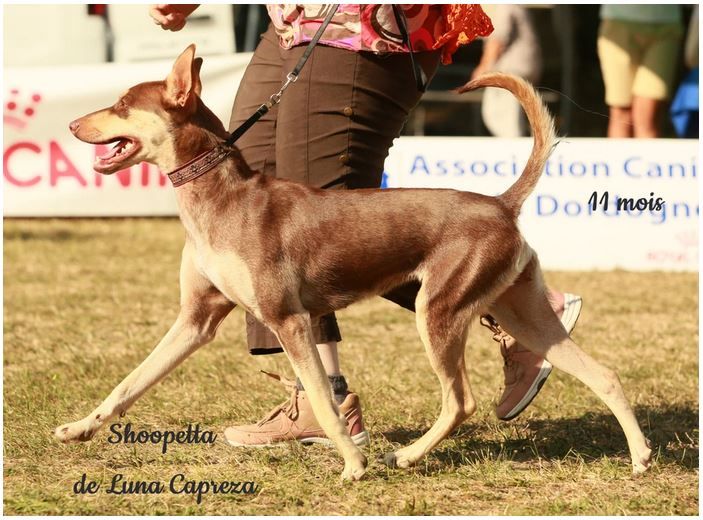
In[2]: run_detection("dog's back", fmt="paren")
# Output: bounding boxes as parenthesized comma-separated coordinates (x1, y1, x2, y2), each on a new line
(195, 73, 555, 315)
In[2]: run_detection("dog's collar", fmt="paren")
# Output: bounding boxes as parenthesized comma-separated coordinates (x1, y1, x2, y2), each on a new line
(166, 143, 234, 188)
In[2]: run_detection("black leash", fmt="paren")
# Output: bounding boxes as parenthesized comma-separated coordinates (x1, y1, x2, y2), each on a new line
(225, 4, 340, 146)
(169, 4, 428, 187)
(226, 4, 427, 147)
(392, 4, 427, 93)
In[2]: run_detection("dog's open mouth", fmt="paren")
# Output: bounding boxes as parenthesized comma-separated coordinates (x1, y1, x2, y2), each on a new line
(94, 137, 141, 173)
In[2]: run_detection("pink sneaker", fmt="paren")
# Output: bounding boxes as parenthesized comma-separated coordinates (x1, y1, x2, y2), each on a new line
(223, 372, 370, 447)
(483, 293, 583, 421)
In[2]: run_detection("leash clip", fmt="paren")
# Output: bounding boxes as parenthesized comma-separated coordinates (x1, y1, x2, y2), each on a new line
(225, 5, 338, 146)
(268, 91, 282, 106)
(268, 72, 299, 107)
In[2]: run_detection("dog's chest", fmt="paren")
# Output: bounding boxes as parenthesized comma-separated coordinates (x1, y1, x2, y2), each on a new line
(194, 245, 261, 318)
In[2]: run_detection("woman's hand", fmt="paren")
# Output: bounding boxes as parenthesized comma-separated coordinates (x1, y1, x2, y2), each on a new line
(149, 4, 200, 31)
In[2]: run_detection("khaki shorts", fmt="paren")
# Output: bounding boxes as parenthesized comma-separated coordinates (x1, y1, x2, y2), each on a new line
(598, 19, 683, 107)
(229, 24, 440, 355)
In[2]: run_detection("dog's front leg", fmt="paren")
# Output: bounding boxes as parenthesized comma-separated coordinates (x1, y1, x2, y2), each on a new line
(55, 243, 234, 442)
(273, 312, 367, 481)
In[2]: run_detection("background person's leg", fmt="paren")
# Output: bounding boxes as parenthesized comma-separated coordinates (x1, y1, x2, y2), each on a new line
(597, 19, 637, 138)
(631, 22, 683, 138)
(631, 96, 661, 138)
(607, 106, 634, 138)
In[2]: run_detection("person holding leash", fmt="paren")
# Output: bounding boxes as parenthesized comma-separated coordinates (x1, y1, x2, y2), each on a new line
(149, 3, 581, 446)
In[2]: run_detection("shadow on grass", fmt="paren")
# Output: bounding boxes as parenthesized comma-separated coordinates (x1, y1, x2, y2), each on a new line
(382, 403, 698, 471)
(4, 227, 97, 242)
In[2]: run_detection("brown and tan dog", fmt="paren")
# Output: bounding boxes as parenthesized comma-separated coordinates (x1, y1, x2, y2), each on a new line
(56, 45, 652, 480)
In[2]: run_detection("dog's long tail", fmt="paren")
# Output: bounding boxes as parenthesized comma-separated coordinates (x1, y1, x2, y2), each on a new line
(457, 73, 556, 217)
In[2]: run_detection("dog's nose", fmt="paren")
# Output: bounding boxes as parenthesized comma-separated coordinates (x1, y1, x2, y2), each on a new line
(69, 120, 80, 133)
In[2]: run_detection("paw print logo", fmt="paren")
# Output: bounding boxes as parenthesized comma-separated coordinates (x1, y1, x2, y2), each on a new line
(4, 89, 42, 130)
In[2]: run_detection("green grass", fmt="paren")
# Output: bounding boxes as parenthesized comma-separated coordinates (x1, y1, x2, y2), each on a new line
(3, 218, 699, 515)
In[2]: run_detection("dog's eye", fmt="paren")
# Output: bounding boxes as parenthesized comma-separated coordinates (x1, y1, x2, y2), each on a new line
(114, 99, 129, 115)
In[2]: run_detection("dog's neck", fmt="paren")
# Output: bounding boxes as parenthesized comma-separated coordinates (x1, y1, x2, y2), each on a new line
(166, 100, 254, 183)
(166, 99, 257, 238)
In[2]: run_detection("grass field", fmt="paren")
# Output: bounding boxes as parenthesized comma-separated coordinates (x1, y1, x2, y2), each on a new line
(3, 218, 699, 515)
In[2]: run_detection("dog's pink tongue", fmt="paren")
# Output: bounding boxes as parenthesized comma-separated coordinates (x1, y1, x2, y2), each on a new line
(98, 140, 125, 160)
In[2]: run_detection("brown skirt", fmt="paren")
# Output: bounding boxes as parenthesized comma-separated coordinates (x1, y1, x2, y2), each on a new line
(228, 24, 440, 354)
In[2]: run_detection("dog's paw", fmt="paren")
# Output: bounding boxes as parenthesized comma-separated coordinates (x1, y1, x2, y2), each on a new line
(54, 419, 96, 442)
(383, 450, 413, 469)
(632, 440, 653, 475)
(341, 453, 367, 482)
(341, 464, 366, 482)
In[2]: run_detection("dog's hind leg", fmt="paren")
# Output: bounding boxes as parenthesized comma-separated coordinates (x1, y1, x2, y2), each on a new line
(488, 255, 652, 474)
(273, 312, 368, 481)
(386, 283, 476, 469)
(55, 242, 235, 443)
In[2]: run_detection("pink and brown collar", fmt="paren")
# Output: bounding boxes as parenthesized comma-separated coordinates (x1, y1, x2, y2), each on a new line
(166, 143, 234, 187)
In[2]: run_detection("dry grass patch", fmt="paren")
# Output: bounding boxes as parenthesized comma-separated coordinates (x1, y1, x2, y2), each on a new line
(3, 218, 698, 515)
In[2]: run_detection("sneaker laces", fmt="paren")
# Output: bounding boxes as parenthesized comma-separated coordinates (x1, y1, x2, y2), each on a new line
(480, 315, 514, 367)
(256, 371, 300, 426)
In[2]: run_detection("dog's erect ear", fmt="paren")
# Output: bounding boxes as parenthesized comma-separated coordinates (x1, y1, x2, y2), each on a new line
(193, 57, 203, 97)
(165, 44, 199, 108)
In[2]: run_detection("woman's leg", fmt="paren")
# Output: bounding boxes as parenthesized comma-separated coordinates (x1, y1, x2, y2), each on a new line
(317, 342, 341, 376)
(228, 25, 343, 371)
(270, 43, 442, 386)
(224, 26, 361, 448)
(224, 39, 441, 447)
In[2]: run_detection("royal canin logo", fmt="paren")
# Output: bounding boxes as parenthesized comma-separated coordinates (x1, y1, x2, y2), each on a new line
(4, 87, 167, 188)
(4, 88, 41, 131)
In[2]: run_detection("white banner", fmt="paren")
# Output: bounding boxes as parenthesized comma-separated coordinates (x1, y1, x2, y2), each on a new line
(3, 60, 699, 271)
(384, 137, 699, 271)
(3, 54, 252, 217)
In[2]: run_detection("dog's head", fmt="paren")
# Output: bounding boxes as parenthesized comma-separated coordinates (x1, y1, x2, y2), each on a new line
(69, 44, 208, 174)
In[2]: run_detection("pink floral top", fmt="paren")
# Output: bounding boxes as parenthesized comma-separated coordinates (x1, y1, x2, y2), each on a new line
(266, 4, 446, 54)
